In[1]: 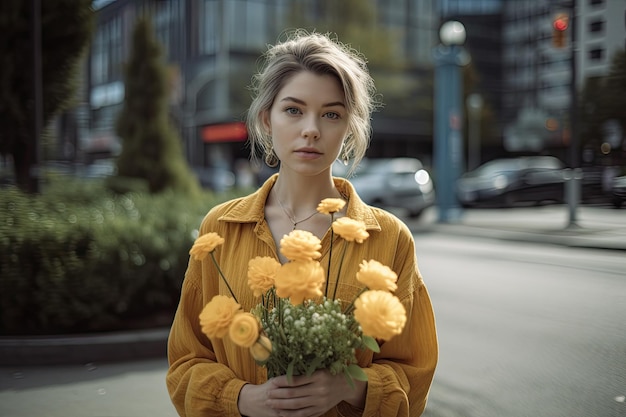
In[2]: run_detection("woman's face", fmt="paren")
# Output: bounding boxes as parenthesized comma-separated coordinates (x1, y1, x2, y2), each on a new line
(263, 71, 349, 177)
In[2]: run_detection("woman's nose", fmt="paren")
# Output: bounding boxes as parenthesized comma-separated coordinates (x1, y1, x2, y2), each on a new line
(302, 117, 320, 140)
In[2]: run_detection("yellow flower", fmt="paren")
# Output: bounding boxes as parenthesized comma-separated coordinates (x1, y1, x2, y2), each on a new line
(190, 232, 225, 261)
(332, 217, 369, 243)
(229, 312, 260, 348)
(199, 295, 241, 339)
(317, 198, 346, 215)
(356, 260, 398, 292)
(274, 260, 325, 305)
(250, 335, 273, 362)
(353, 290, 406, 341)
(247, 256, 280, 297)
(280, 230, 322, 262)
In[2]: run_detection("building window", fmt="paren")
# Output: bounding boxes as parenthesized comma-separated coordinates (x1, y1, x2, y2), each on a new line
(589, 48, 604, 61)
(228, 0, 268, 51)
(589, 20, 604, 33)
(200, 0, 219, 55)
(91, 16, 122, 85)
(153, 1, 174, 56)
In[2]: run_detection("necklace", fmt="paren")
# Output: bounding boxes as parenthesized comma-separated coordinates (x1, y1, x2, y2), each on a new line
(275, 195, 319, 230)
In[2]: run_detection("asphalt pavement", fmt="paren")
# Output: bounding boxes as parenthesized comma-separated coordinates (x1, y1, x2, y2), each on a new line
(413, 203, 626, 251)
(1, 204, 624, 417)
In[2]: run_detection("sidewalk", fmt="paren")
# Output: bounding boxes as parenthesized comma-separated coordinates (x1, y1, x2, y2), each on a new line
(420, 204, 626, 251)
(1, 204, 623, 367)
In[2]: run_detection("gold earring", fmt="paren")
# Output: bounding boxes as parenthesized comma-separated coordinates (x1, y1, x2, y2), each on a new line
(265, 148, 279, 167)
(342, 149, 350, 166)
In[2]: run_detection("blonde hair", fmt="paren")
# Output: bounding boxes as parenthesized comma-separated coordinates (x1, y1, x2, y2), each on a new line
(246, 30, 379, 176)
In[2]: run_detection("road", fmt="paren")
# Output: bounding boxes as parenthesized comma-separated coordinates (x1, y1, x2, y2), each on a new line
(0, 358, 176, 416)
(417, 233, 626, 417)
(1, 232, 625, 417)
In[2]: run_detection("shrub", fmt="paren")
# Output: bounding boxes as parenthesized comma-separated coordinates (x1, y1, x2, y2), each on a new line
(0, 177, 242, 335)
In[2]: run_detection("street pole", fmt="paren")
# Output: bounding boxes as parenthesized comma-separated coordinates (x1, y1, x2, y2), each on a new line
(566, 0, 581, 228)
(433, 21, 468, 223)
(31, 0, 43, 193)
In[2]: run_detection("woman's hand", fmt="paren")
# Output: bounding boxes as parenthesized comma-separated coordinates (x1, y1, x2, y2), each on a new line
(238, 369, 367, 417)
(266, 369, 367, 417)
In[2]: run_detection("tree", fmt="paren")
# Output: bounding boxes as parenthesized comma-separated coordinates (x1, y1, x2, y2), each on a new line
(114, 17, 199, 195)
(0, 0, 94, 192)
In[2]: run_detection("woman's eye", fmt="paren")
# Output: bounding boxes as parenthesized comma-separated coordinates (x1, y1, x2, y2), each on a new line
(325, 112, 340, 120)
(285, 107, 301, 115)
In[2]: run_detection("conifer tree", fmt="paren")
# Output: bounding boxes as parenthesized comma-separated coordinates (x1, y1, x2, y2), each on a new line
(115, 17, 198, 195)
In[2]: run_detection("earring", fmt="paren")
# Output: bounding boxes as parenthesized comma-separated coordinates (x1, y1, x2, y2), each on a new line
(265, 148, 279, 167)
(342, 149, 350, 166)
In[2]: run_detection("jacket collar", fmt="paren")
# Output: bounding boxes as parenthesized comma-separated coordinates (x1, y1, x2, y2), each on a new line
(218, 174, 381, 231)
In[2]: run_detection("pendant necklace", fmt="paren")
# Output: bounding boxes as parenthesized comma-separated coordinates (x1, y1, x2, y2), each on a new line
(276, 196, 319, 230)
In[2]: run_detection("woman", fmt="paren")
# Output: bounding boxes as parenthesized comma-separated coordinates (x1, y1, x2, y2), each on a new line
(166, 30, 438, 417)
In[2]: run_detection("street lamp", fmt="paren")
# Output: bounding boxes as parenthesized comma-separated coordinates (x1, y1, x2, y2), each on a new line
(439, 21, 467, 46)
(433, 21, 469, 223)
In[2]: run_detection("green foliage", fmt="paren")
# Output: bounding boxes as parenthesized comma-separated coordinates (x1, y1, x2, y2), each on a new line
(114, 17, 199, 196)
(259, 297, 366, 387)
(0, 0, 95, 188)
(0, 177, 242, 335)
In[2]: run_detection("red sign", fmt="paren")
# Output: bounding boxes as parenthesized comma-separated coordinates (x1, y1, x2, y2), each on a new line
(202, 122, 248, 143)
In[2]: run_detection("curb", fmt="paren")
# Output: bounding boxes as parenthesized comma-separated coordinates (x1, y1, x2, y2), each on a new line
(430, 224, 626, 251)
(0, 327, 170, 366)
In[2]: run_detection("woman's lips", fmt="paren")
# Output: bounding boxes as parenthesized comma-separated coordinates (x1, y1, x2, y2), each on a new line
(294, 148, 322, 159)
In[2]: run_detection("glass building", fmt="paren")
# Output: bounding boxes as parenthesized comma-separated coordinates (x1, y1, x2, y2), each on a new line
(87, 0, 439, 172)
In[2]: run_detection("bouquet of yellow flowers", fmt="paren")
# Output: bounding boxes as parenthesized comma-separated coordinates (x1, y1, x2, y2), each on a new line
(191, 198, 407, 386)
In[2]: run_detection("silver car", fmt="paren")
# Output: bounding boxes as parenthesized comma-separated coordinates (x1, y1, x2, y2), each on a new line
(343, 157, 435, 218)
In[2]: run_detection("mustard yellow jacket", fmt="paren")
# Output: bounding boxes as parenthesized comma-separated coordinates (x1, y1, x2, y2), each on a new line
(166, 174, 438, 417)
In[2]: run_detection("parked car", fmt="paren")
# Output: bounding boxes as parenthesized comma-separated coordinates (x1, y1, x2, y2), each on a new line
(611, 175, 626, 208)
(456, 156, 566, 208)
(345, 157, 435, 218)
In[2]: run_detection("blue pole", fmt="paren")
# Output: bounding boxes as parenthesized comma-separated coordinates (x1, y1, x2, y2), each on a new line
(433, 45, 465, 223)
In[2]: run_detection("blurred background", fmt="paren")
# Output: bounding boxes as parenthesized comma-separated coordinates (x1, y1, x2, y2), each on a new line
(0, 1, 625, 416)
(1, 0, 624, 199)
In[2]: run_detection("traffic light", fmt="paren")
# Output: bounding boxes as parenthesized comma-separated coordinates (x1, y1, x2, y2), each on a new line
(552, 13, 569, 48)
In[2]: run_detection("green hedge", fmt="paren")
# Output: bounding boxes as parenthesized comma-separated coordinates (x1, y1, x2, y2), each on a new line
(0, 177, 246, 335)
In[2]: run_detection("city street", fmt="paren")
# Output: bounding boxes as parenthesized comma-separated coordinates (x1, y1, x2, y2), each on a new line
(2, 0, 625, 415)
(418, 233, 626, 417)
(0, 358, 176, 417)
(1, 210, 625, 417)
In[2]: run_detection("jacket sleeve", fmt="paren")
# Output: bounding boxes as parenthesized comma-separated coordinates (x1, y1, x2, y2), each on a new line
(364, 281, 437, 416)
(339, 222, 439, 417)
(166, 258, 247, 417)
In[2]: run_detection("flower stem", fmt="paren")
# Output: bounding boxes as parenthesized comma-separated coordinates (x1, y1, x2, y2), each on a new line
(343, 287, 368, 315)
(209, 251, 238, 303)
(331, 240, 349, 301)
(325, 214, 335, 297)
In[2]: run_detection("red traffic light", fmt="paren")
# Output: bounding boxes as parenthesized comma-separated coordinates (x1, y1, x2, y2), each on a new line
(553, 14, 569, 31)
(552, 14, 569, 48)
(553, 18, 568, 31)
